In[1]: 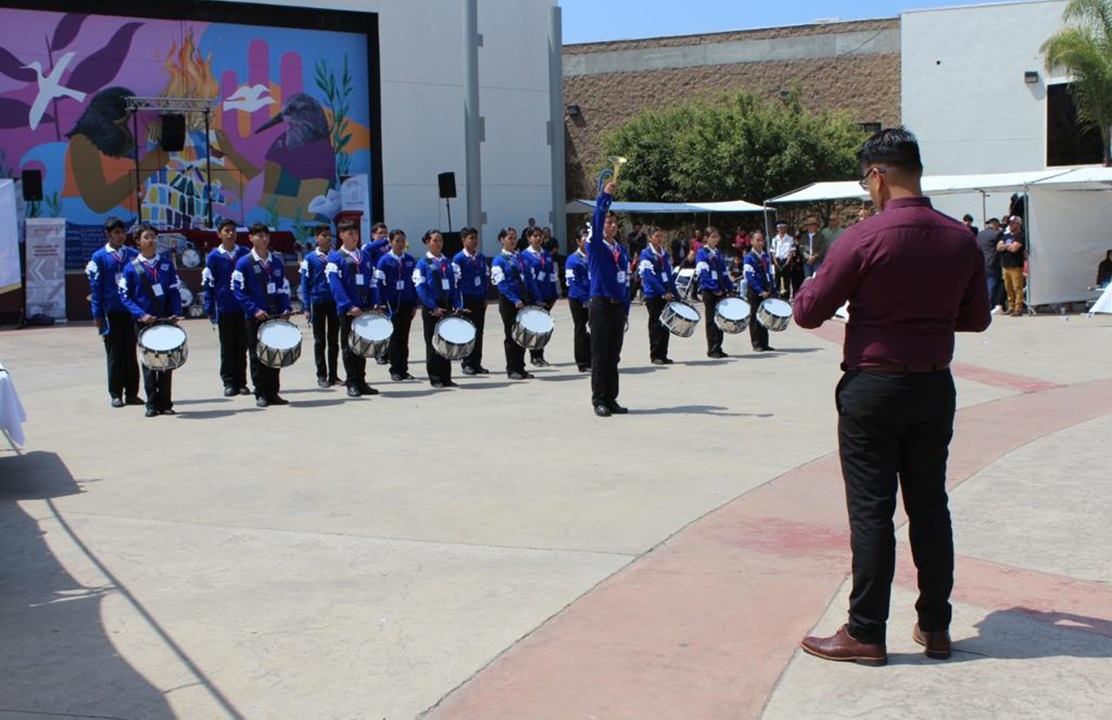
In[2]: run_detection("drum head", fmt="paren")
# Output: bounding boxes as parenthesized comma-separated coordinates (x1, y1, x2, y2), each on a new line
(717, 297, 750, 321)
(437, 316, 476, 344)
(764, 298, 792, 318)
(258, 320, 301, 350)
(181, 247, 201, 268)
(518, 307, 554, 333)
(179, 286, 194, 307)
(669, 301, 700, 321)
(141, 324, 186, 351)
(353, 313, 392, 341)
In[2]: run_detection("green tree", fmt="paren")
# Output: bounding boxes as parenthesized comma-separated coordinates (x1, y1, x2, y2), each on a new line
(599, 89, 866, 203)
(1042, 0, 1112, 165)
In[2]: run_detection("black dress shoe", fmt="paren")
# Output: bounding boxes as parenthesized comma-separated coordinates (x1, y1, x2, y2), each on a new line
(431, 380, 446, 388)
(224, 386, 238, 397)
(593, 404, 612, 417)
(577, 365, 591, 372)
(651, 358, 666, 365)
(347, 386, 362, 398)
(461, 366, 477, 376)
(329, 377, 342, 386)
(357, 384, 379, 396)
(912, 624, 952, 660)
(391, 373, 404, 381)
(256, 397, 269, 408)
(475, 367, 490, 375)
(762, 346, 776, 352)
(125, 396, 144, 406)
(160, 408, 176, 416)
(508, 371, 528, 380)
(269, 396, 290, 406)
(375, 356, 389, 365)
(662, 358, 674, 364)
(607, 403, 629, 414)
(144, 408, 158, 417)
(317, 378, 330, 389)
(111, 397, 125, 408)
(800, 625, 887, 667)
(443, 380, 459, 388)
(239, 387, 252, 395)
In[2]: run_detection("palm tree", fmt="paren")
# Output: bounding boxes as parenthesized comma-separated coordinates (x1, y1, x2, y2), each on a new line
(1042, 0, 1112, 165)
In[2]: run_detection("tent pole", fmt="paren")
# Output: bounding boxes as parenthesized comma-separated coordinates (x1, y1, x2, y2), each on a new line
(1023, 187, 1035, 315)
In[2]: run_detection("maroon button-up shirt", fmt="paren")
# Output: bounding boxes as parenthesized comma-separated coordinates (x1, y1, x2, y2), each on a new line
(793, 196, 990, 370)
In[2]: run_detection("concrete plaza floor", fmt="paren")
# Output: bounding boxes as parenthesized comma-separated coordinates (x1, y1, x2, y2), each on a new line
(1, 302, 1110, 719)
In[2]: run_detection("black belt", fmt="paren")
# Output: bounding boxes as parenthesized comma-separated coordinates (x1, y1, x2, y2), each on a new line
(842, 362, 950, 374)
(590, 296, 624, 305)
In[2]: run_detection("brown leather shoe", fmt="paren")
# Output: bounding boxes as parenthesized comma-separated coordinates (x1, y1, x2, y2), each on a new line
(913, 624, 952, 660)
(800, 625, 887, 666)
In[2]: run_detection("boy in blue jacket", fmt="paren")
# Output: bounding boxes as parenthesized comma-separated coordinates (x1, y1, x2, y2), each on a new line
(299, 224, 339, 388)
(415, 229, 464, 387)
(86, 216, 141, 407)
(232, 223, 293, 407)
(202, 219, 250, 396)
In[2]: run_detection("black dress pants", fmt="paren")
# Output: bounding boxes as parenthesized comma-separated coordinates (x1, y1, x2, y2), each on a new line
(498, 297, 526, 375)
(340, 313, 367, 387)
(702, 292, 724, 355)
(141, 367, 173, 411)
(589, 298, 624, 407)
(388, 303, 415, 376)
(103, 311, 140, 399)
(422, 308, 452, 384)
(245, 315, 280, 400)
(311, 300, 340, 382)
(747, 289, 770, 351)
(836, 369, 956, 645)
(461, 295, 487, 370)
(568, 298, 591, 369)
(645, 296, 670, 361)
(217, 310, 248, 390)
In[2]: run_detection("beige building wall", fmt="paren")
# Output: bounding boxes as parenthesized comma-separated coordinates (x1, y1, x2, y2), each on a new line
(563, 19, 902, 201)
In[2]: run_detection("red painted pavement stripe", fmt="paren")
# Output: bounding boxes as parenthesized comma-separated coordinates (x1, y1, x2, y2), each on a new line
(424, 378, 1112, 720)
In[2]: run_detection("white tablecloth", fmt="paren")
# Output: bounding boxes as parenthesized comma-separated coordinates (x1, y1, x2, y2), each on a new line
(0, 363, 27, 446)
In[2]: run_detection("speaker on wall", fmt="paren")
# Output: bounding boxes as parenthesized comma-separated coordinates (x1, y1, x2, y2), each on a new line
(437, 172, 456, 199)
(160, 113, 186, 152)
(21, 169, 43, 202)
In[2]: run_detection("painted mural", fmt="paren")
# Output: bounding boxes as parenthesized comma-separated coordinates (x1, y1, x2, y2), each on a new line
(0, 9, 372, 240)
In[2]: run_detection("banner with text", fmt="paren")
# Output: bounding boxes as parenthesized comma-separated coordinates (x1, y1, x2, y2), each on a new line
(0, 180, 19, 294)
(25, 218, 67, 322)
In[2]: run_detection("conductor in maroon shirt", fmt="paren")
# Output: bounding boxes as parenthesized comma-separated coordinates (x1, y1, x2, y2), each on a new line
(794, 128, 990, 666)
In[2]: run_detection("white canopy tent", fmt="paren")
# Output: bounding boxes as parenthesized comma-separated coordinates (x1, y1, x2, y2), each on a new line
(769, 168, 1112, 306)
(566, 198, 765, 214)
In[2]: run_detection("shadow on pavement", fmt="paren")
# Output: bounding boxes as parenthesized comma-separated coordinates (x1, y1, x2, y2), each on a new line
(459, 382, 516, 390)
(629, 405, 772, 417)
(0, 451, 179, 718)
(178, 408, 265, 420)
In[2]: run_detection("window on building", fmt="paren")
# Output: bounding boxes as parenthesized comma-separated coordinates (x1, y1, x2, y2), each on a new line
(858, 122, 882, 134)
(1046, 83, 1104, 166)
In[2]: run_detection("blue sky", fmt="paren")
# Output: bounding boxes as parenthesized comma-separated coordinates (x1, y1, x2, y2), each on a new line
(560, 0, 1042, 43)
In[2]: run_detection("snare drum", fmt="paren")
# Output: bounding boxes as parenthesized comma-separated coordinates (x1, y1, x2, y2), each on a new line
(659, 300, 701, 337)
(433, 316, 477, 360)
(512, 306, 554, 350)
(256, 319, 302, 368)
(757, 298, 793, 332)
(138, 323, 189, 371)
(349, 312, 393, 358)
(714, 297, 751, 334)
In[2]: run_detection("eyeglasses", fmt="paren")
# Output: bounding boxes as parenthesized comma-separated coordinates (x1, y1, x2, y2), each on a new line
(859, 166, 886, 189)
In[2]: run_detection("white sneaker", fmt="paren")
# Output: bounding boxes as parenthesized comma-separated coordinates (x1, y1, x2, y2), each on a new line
(990, 306, 1003, 315)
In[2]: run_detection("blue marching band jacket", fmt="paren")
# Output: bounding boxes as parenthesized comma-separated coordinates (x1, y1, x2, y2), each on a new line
(564, 249, 590, 303)
(638, 245, 678, 299)
(119, 253, 184, 319)
(743, 249, 776, 296)
(361, 237, 392, 268)
(521, 247, 559, 302)
(414, 252, 464, 311)
(452, 248, 490, 299)
(587, 191, 632, 313)
(202, 244, 249, 323)
(376, 251, 418, 311)
(326, 247, 382, 315)
(298, 248, 334, 311)
(696, 246, 735, 295)
(86, 243, 139, 333)
(232, 250, 292, 317)
(491, 249, 540, 305)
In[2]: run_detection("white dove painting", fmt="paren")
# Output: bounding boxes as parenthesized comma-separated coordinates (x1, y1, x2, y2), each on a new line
(223, 84, 276, 113)
(22, 52, 86, 131)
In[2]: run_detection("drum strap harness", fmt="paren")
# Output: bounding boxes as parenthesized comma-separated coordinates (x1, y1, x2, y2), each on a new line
(132, 257, 170, 317)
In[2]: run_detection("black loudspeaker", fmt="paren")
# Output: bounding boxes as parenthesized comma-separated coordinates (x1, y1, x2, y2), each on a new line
(437, 172, 456, 199)
(21, 169, 43, 202)
(441, 231, 462, 258)
(160, 113, 186, 152)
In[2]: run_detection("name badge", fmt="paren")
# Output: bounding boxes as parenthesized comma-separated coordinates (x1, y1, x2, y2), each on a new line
(152, 283, 164, 297)
(474, 277, 481, 287)
(617, 271, 626, 283)
(537, 272, 547, 281)
(356, 274, 365, 286)
(661, 270, 670, 280)
(711, 271, 718, 280)
(267, 282, 276, 294)
(115, 272, 123, 284)
(396, 280, 405, 290)
(441, 278, 450, 290)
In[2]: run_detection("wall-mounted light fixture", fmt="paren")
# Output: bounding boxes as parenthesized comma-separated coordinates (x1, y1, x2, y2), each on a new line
(1024, 70, 1039, 84)
(566, 103, 581, 118)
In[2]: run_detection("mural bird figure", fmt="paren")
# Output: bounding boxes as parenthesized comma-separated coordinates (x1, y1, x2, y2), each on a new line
(23, 52, 87, 131)
(254, 92, 336, 220)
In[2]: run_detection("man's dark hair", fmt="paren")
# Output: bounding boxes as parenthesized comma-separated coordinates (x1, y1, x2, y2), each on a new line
(858, 127, 924, 174)
(103, 216, 126, 232)
(461, 226, 478, 240)
(962, 214, 974, 222)
(336, 219, 358, 234)
(313, 224, 331, 236)
(987, 217, 1000, 226)
(371, 221, 388, 234)
(216, 218, 237, 232)
(248, 222, 269, 236)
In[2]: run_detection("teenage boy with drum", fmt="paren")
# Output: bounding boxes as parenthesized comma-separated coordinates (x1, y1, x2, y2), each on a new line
(520, 227, 559, 367)
(327, 222, 383, 398)
(376, 229, 419, 381)
(119, 224, 183, 417)
(695, 226, 735, 358)
(453, 226, 491, 375)
(743, 229, 777, 352)
(232, 223, 292, 408)
(491, 227, 541, 380)
(639, 226, 679, 365)
(414, 229, 464, 388)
